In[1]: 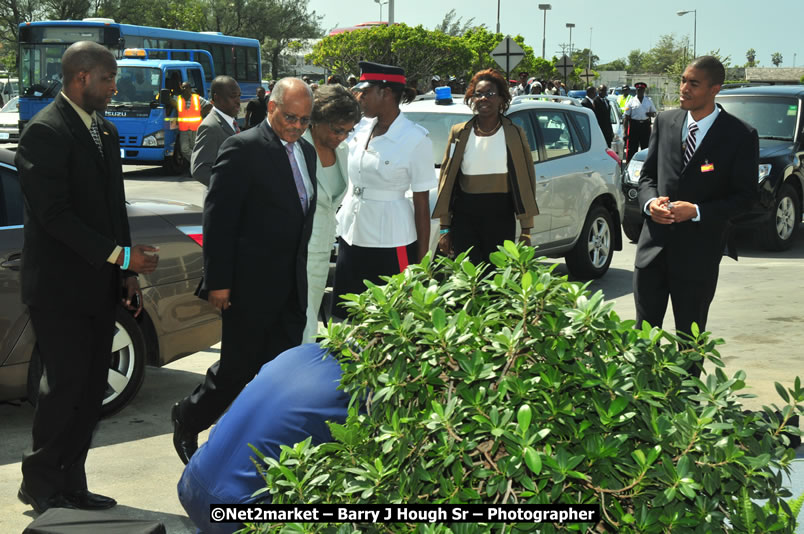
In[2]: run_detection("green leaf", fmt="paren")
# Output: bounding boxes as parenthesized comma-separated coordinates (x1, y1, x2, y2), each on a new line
(521, 271, 532, 291)
(517, 404, 532, 433)
(609, 396, 628, 416)
(523, 446, 542, 475)
(775, 382, 790, 403)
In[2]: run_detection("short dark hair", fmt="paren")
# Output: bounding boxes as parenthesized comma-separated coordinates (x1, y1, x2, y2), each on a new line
(61, 41, 115, 84)
(464, 69, 512, 113)
(311, 83, 361, 125)
(689, 56, 725, 86)
(210, 75, 238, 102)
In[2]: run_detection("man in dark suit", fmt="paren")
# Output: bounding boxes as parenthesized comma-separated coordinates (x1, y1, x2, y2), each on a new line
(15, 41, 159, 514)
(634, 56, 758, 376)
(190, 76, 241, 187)
(171, 77, 317, 464)
(594, 84, 614, 148)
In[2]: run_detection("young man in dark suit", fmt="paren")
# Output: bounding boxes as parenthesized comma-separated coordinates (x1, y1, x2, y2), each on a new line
(171, 77, 317, 464)
(595, 84, 614, 148)
(190, 76, 241, 187)
(634, 56, 759, 376)
(15, 41, 159, 514)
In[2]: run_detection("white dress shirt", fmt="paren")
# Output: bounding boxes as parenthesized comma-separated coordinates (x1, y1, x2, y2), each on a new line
(625, 95, 657, 120)
(337, 114, 436, 248)
(213, 107, 238, 133)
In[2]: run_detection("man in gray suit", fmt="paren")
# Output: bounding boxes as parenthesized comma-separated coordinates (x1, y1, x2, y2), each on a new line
(190, 76, 242, 187)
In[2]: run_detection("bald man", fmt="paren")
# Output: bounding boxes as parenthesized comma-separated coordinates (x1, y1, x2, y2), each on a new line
(171, 78, 318, 464)
(15, 41, 158, 514)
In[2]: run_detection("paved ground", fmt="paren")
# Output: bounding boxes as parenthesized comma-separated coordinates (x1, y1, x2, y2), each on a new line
(1, 166, 802, 532)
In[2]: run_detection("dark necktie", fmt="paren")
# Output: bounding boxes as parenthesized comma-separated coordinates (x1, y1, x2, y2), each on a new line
(233, 119, 240, 134)
(90, 119, 105, 158)
(683, 121, 698, 167)
(284, 142, 308, 214)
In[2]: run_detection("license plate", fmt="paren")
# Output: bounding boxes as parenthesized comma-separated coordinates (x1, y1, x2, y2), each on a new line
(0, 133, 9, 140)
(120, 148, 125, 158)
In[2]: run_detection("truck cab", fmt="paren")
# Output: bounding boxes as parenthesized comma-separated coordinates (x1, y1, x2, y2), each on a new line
(106, 48, 213, 173)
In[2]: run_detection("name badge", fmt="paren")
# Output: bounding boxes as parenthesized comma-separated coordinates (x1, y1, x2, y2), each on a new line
(700, 161, 714, 173)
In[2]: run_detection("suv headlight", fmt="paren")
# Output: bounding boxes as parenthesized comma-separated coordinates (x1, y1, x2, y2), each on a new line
(142, 129, 165, 147)
(625, 159, 643, 184)
(758, 163, 772, 184)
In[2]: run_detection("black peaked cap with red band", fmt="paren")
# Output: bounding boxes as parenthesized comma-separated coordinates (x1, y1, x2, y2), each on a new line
(353, 61, 406, 91)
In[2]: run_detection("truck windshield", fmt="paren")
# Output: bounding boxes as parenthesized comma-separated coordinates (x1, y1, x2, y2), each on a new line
(112, 67, 162, 105)
(716, 96, 798, 141)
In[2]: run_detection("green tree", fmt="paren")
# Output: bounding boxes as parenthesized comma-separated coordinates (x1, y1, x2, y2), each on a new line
(44, 0, 90, 20)
(99, 0, 206, 31)
(642, 34, 684, 73)
(772, 52, 783, 67)
(597, 58, 627, 71)
(0, 0, 45, 75)
(571, 47, 599, 71)
(308, 24, 472, 88)
(433, 8, 479, 37)
(745, 48, 758, 67)
(627, 49, 646, 72)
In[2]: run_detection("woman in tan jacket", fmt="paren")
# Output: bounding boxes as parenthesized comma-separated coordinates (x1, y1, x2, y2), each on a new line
(431, 69, 539, 264)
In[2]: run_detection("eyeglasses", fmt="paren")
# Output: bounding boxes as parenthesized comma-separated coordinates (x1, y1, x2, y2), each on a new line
(472, 91, 498, 100)
(328, 124, 354, 137)
(282, 112, 311, 126)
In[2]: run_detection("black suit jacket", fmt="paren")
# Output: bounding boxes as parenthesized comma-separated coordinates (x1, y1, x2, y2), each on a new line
(16, 93, 131, 313)
(635, 106, 758, 279)
(200, 120, 317, 311)
(593, 96, 614, 144)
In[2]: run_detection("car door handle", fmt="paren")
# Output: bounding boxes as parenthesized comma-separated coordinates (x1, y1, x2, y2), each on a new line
(2, 253, 21, 270)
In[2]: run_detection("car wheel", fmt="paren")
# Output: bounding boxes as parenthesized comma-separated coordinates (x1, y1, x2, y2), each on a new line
(102, 307, 147, 416)
(565, 205, 615, 279)
(25, 307, 147, 417)
(622, 219, 642, 243)
(762, 182, 800, 252)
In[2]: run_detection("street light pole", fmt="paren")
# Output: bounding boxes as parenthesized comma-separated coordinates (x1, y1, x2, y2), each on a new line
(538, 4, 551, 60)
(566, 23, 575, 57)
(677, 9, 697, 58)
(496, 0, 500, 34)
(374, 0, 387, 21)
(588, 27, 593, 73)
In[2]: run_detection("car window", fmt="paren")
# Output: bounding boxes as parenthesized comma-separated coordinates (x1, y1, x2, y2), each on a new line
(570, 111, 592, 151)
(534, 111, 578, 160)
(508, 111, 541, 162)
(1, 97, 18, 113)
(716, 96, 798, 141)
(0, 164, 23, 227)
(403, 111, 473, 166)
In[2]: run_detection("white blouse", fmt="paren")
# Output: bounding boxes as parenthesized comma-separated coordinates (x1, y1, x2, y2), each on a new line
(461, 128, 507, 175)
(337, 114, 436, 248)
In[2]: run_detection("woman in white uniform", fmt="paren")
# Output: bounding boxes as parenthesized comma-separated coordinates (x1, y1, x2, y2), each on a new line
(332, 61, 436, 320)
(301, 84, 361, 343)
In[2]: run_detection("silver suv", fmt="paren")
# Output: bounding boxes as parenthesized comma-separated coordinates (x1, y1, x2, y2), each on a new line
(403, 94, 625, 279)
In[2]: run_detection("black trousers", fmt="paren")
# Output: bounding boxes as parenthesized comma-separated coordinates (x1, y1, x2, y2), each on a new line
(451, 191, 516, 266)
(633, 249, 719, 376)
(23, 301, 116, 500)
(331, 238, 417, 320)
(178, 288, 305, 434)
(627, 120, 651, 161)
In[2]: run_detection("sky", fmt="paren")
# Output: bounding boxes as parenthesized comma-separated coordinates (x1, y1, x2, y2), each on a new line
(305, 0, 803, 69)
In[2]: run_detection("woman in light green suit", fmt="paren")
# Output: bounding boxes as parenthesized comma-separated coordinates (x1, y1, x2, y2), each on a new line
(302, 84, 361, 343)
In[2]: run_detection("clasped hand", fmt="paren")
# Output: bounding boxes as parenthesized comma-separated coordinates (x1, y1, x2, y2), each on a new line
(649, 196, 697, 225)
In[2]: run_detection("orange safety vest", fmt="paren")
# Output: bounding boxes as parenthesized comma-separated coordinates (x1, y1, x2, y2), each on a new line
(177, 94, 202, 131)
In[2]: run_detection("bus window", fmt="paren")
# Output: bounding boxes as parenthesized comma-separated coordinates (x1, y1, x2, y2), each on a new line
(246, 47, 258, 81)
(187, 69, 204, 95)
(211, 45, 225, 79)
(235, 46, 246, 80)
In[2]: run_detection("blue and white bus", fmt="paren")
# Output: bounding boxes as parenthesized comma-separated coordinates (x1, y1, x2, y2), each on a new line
(17, 18, 262, 127)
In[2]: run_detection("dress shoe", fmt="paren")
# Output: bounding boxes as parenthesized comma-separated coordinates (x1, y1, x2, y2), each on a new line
(63, 489, 117, 510)
(172, 402, 198, 465)
(18, 484, 75, 514)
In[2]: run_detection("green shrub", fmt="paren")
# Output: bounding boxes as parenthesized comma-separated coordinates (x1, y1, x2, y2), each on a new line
(248, 243, 803, 533)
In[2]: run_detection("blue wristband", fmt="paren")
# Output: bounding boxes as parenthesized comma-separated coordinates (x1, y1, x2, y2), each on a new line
(122, 247, 131, 270)
(439, 228, 450, 235)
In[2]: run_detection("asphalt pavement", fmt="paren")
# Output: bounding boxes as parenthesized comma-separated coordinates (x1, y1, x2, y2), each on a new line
(0, 166, 802, 532)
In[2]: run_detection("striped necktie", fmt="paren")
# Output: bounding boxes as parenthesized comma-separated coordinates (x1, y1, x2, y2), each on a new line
(683, 121, 698, 167)
(285, 142, 308, 214)
(90, 119, 105, 158)
(233, 119, 240, 134)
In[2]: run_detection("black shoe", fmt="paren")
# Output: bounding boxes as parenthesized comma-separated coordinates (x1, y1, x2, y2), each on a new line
(18, 484, 75, 514)
(171, 402, 197, 465)
(63, 489, 116, 510)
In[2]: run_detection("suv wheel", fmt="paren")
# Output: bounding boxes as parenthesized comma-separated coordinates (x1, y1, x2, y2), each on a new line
(565, 206, 614, 279)
(762, 182, 800, 251)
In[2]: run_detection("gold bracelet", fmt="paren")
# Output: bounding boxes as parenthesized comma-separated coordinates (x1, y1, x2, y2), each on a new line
(521, 234, 531, 238)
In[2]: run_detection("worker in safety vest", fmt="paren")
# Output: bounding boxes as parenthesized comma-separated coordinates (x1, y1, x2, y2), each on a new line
(617, 84, 633, 113)
(177, 82, 210, 165)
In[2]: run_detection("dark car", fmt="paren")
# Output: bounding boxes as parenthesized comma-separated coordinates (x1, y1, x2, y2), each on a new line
(0, 149, 221, 415)
(621, 85, 804, 249)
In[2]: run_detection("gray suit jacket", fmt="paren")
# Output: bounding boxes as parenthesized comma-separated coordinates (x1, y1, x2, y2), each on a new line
(191, 108, 236, 186)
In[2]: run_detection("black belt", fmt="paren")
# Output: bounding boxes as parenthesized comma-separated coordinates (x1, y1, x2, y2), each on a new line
(631, 119, 649, 123)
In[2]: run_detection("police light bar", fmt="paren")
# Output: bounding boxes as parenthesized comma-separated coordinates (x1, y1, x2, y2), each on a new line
(123, 48, 147, 58)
